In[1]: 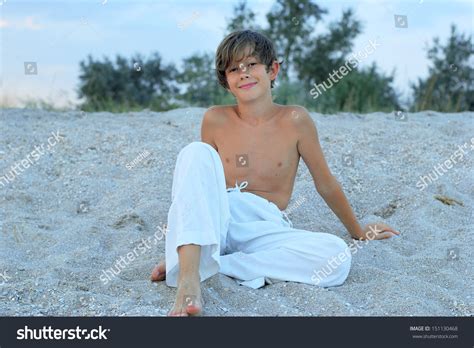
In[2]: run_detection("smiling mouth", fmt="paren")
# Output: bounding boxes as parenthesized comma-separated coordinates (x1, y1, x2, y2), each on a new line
(239, 82, 257, 89)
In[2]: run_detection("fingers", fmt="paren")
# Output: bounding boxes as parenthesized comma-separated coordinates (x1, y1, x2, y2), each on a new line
(375, 231, 397, 240)
(376, 223, 401, 236)
(383, 226, 400, 235)
(364, 222, 401, 241)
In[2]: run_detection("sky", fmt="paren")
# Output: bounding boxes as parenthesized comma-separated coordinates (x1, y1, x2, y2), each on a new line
(0, 0, 473, 108)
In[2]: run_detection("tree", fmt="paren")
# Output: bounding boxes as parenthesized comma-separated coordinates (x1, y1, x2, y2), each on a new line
(226, 0, 261, 34)
(294, 8, 362, 84)
(265, 0, 327, 81)
(78, 53, 179, 111)
(176, 52, 234, 107)
(288, 6, 400, 112)
(77, 0, 403, 113)
(411, 24, 473, 112)
(319, 64, 400, 113)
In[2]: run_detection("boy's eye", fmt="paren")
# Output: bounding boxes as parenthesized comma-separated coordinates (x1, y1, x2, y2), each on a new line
(227, 62, 257, 73)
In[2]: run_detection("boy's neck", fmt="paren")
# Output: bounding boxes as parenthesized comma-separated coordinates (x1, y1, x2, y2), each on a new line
(235, 93, 278, 126)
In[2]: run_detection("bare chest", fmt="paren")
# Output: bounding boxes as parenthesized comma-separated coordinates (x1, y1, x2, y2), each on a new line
(215, 121, 300, 193)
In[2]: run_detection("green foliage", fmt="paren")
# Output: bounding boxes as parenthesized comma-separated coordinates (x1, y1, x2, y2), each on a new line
(295, 8, 362, 83)
(265, 0, 327, 81)
(273, 65, 399, 113)
(411, 25, 473, 112)
(21, 99, 70, 112)
(226, 0, 261, 33)
(78, 53, 179, 112)
(266, 3, 398, 113)
(273, 79, 311, 106)
(310, 65, 400, 113)
(76, 1, 471, 114)
(176, 52, 235, 107)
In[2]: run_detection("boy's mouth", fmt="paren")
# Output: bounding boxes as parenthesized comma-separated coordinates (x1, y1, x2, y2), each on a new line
(239, 82, 257, 90)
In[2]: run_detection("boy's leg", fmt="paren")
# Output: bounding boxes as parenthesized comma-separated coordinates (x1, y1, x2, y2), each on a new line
(163, 142, 230, 315)
(220, 229, 351, 288)
(169, 244, 202, 316)
(219, 192, 351, 288)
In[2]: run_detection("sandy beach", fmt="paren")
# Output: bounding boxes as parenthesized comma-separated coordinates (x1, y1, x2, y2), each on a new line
(0, 107, 472, 316)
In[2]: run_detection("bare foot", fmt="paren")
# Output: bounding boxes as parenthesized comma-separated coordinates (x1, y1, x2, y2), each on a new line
(167, 274, 203, 317)
(150, 260, 166, 281)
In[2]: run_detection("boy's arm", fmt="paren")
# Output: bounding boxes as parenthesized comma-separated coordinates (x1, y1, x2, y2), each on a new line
(201, 107, 218, 150)
(293, 106, 366, 239)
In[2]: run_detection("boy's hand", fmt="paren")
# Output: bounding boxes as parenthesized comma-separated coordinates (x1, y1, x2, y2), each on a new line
(355, 222, 401, 240)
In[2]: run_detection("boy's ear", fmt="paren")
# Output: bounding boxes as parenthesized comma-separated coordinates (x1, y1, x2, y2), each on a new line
(268, 60, 280, 81)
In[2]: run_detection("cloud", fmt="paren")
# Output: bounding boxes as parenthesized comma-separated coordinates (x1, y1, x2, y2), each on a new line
(1, 15, 43, 30)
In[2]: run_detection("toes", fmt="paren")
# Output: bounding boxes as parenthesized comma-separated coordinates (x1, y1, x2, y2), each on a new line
(168, 304, 201, 316)
(150, 262, 166, 281)
(167, 299, 202, 317)
(184, 296, 202, 315)
(167, 304, 190, 317)
(167, 310, 188, 317)
(150, 267, 164, 281)
(186, 304, 202, 316)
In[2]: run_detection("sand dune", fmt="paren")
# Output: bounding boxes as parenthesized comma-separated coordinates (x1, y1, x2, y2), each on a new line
(0, 107, 472, 316)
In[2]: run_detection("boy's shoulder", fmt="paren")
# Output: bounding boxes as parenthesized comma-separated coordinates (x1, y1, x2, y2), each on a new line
(201, 104, 314, 147)
(284, 104, 310, 116)
(203, 105, 233, 126)
(274, 104, 313, 130)
(204, 104, 311, 124)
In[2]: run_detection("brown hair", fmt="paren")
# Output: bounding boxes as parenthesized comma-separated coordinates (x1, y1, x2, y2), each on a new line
(215, 30, 281, 89)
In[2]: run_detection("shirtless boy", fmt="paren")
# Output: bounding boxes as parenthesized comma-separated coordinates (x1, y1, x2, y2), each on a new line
(151, 30, 400, 316)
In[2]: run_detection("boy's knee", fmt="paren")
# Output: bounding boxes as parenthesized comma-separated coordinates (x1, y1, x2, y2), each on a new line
(307, 233, 352, 265)
(310, 234, 352, 286)
(331, 235, 352, 269)
(180, 141, 205, 152)
(179, 141, 216, 158)
(331, 236, 352, 283)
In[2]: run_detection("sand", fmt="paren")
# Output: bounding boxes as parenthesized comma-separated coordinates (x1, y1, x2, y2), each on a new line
(0, 107, 472, 316)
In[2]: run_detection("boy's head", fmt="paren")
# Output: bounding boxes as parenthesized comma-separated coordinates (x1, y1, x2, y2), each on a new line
(215, 30, 281, 98)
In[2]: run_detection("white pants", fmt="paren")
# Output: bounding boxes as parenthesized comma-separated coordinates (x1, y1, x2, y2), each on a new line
(165, 142, 351, 289)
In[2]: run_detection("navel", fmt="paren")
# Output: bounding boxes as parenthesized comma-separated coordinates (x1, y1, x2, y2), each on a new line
(225, 157, 230, 163)
(277, 162, 282, 167)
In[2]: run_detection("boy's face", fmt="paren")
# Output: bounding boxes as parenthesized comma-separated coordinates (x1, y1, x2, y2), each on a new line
(225, 54, 279, 102)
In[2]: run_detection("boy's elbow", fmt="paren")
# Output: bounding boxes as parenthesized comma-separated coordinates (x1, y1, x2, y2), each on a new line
(316, 176, 340, 195)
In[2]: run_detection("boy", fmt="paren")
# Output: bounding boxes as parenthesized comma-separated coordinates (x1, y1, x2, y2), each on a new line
(151, 30, 400, 316)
